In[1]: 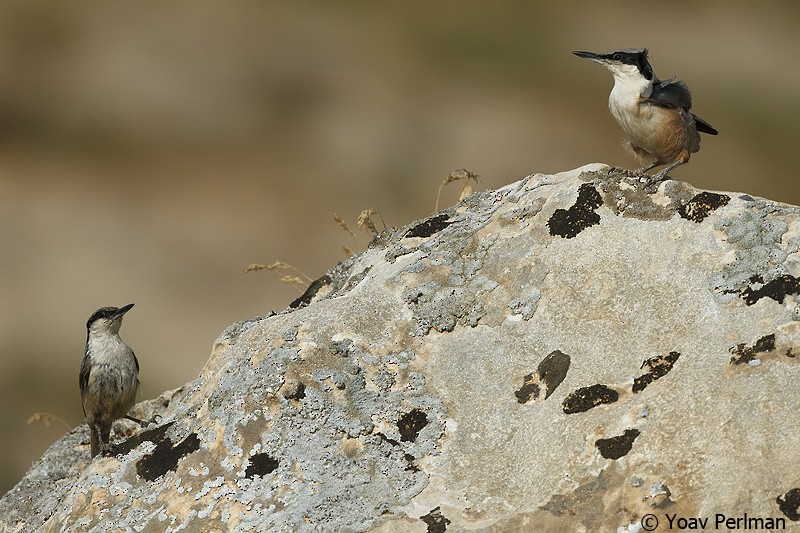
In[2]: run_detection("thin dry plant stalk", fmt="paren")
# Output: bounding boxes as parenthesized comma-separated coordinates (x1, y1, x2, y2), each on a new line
(331, 212, 355, 239)
(332, 212, 360, 255)
(27, 412, 71, 431)
(244, 261, 312, 292)
(279, 275, 306, 286)
(436, 169, 480, 211)
(357, 210, 378, 235)
(357, 209, 387, 236)
(245, 261, 296, 274)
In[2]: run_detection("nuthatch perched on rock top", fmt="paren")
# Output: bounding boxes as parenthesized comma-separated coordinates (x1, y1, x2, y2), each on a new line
(79, 303, 147, 457)
(573, 48, 718, 182)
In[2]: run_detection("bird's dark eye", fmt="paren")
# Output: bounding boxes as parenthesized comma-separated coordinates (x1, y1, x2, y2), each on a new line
(612, 53, 622, 61)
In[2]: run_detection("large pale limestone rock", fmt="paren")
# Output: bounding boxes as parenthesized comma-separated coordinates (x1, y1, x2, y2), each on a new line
(2, 164, 799, 532)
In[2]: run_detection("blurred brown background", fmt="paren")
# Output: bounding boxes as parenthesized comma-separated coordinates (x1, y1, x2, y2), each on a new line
(0, 2, 797, 494)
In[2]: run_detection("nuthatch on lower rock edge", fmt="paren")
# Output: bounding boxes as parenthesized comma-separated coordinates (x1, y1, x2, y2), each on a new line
(573, 48, 718, 183)
(79, 303, 148, 457)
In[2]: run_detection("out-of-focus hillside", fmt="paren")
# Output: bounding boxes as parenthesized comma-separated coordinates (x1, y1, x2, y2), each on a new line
(0, 3, 797, 494)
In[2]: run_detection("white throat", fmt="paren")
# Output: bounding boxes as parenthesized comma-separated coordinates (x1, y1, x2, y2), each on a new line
(87, 329, 132, 365)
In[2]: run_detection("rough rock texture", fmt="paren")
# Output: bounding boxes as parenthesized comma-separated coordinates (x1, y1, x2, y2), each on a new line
(2, 164, 800, 532)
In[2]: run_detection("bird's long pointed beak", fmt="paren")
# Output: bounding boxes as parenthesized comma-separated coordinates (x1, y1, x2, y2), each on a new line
(573, 50, 603, 62)
(115, 303, 135, 317)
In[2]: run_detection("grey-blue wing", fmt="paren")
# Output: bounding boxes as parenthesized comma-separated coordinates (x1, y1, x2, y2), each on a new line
(647, 78, 693, 110)
(79, 353, 91, 415)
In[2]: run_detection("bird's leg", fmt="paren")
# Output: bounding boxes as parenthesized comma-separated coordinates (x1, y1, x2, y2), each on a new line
(95, 422, 113, 457)
(90, 425, 101, 458)
(635, 161, 663, 174)
(648, 160, 686, 184)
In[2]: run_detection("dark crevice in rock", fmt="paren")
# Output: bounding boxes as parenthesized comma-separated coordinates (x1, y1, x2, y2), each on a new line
(595, 428, 640, 459)
(741, 275, 800, 306)
(548, 183, 603, 239)
(776, 488, 800, 521)
(730, 334, 776, 365)
(405, 214, 453, 239)
(562, 384, 619, 414)
(515, 350, 570, 403)
(420, 506, 451, 533)
(537, 350, 571, 399)
(398, 409, 428, 442)
(289, 274, 332, 309)
(515, 376, 540, 404)
(245, 452, 279, 479)
(135, 425, 201, 481)
(678, 192, 730, 223)
(632, 352, 680, 393)
(114, 421, 173, 457)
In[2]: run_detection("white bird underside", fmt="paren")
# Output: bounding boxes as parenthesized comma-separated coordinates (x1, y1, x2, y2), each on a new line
(609, 96, 699, 167)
